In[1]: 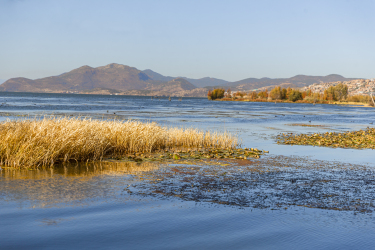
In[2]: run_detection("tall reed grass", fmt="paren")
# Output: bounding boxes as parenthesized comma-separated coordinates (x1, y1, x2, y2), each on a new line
(0, 117, 239, 168)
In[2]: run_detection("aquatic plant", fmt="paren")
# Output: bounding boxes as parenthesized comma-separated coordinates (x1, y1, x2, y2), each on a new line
(0, 117, 239, 168)
(108, 147, 267, 163)
(287, 123, 326, 128)
(277, 128, 375, 149)
(128, 155, 375, 213)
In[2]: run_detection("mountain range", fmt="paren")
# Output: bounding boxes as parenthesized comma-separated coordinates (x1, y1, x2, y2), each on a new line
(0, 63, 360, 97)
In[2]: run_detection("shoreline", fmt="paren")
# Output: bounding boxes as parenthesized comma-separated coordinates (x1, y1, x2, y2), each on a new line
(216, 98, 371, 107)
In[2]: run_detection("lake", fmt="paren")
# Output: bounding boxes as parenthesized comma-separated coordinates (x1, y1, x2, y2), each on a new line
(1, 92, 375, 249)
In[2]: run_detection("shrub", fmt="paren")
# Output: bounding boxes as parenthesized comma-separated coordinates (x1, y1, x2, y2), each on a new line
(208, 88, 225, 100)
(288, 90, 303, 102)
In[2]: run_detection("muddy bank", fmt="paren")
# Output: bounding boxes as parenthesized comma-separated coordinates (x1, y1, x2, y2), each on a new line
(127, 155, 375, 213)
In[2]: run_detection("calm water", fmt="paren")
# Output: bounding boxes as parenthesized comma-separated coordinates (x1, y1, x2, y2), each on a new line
(1, 92, 375, 249)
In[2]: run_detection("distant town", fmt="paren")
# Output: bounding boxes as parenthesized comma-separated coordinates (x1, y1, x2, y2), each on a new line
(301, 79, 375, 96)
(247, 78, 375, 96)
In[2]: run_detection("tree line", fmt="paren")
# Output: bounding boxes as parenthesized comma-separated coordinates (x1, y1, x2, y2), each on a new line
(207, 83, 373, 105)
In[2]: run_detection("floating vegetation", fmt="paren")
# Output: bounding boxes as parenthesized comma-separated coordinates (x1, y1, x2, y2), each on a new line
(127, 155, 375, 213)
(105, 147, 267, 163)
(0, 117, 239, 169)
(287, 123, 327, 128)
(265, 127, 279, 130)
(277, 127, 375, 149)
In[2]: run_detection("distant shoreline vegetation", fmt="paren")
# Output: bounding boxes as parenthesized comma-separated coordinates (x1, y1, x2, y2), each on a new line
(208, 84, 375, 107)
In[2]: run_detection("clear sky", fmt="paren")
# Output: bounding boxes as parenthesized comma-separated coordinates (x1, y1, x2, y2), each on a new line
(0, 0, 374, 82)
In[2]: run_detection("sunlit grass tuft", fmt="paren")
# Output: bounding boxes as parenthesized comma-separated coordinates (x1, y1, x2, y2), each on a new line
(0, 117, 239, 168)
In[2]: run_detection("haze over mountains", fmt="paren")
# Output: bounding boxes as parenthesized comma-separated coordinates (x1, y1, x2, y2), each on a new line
(0, 63, 360, 97)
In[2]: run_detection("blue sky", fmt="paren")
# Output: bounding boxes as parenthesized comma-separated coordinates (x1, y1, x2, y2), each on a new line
(0, 0, 374, 82)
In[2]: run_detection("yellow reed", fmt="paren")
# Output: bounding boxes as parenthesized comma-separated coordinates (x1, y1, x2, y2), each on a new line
(0, 117, 239, 168)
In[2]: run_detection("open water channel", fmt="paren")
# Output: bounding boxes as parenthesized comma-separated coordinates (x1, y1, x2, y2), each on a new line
(1, 92, 375, 249)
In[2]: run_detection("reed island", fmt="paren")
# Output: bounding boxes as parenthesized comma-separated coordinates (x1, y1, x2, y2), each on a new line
(0, 117, 265, 169)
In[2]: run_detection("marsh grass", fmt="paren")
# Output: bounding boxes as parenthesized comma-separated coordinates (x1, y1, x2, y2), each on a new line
(0, 117, 239, 168)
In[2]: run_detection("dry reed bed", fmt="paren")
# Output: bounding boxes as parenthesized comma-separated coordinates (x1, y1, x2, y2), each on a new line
(0, 117, 239, 168)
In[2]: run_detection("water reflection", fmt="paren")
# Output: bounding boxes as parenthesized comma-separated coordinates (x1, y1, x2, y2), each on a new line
(0, 161, 160, 208)
(2, 161, 160, 179)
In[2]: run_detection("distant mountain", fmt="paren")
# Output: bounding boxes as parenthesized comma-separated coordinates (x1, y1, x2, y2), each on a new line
(142, 69, 228, 88)
(145, 78, 196, 92)
(0, 79, 5, 85)
(0, 64, 150, 92)
(98, 78, 206, 97)
(223, 74, 359, 91)
(182, 77, 228, 88)
(142, 69, 174, 82)
(0, 64, 203, 95)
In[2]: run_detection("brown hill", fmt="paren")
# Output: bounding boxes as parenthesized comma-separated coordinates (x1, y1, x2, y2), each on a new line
(80, 78, 206, 97)
(145, 78, 196, 92)
(0, 64, 156, 92)
(0, 64, 203, 95)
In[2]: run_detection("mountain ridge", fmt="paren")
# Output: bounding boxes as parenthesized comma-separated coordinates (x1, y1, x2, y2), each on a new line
(0, 63, 363, 96)
(141, 69, 228, 88)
